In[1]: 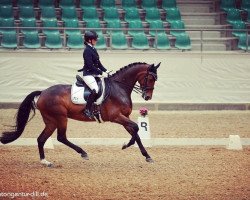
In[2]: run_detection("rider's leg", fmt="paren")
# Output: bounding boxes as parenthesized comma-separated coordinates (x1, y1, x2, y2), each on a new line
(82, 75, 99, 118)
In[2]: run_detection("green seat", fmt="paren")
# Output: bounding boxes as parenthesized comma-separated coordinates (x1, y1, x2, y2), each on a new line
(80, 0, 95, 8)
(85, 20, 102, 35)
(67, 33, 83, 49)
(82, 7, 99, 22)
(149, 21, 165, 36)
(175, 33, 191, 50)
(1, 32, 17, 48)
(241, 0, 250, 10)
(111, 32, 128, 49)
(124, 8, 141, 22)
(128, 20, 144, 36)
(20, 18, 38, 34)
(231, 21, 246, 37)
(237, 34, 250, 50)
(166, 8, 181, 23)
(0, 0, 12, 6)
(104, 7, 120, 23)
(121, 0, 137, 9)
(45, 32, 62, 48)
(132, 33, 149, 50)
(145, 8, 162, 23)
(19, 6, 35, 19)
(0, 18, 15, 34)
(42, 19, 59, 34)
(141, 0, 157, 9)
(162, 0, 176, 9)
(59, 0, 75, 8)
(39, 0, 56, 8)
(0, 5, 13, 19)
(64, 19, 81, 34)
(107, 20, 123, 34)
(170, 20, 186, 36)
(95, 34, 106, 49)
(100, 0, 116, 8)
(40, 7, 57, 19)
(220, 0, 236, 12)
(226, 8, 242, 24)
(61, 7, 78, 20)
(23, 32, 40, 48)
(155, 33, 170, 50)
(17, 0, 34, 6)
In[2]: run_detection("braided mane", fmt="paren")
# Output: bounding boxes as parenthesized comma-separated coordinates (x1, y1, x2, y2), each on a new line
(109, 62, 148, 78)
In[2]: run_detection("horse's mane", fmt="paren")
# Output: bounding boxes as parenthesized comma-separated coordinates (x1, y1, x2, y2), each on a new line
(109, 62, 148, 78)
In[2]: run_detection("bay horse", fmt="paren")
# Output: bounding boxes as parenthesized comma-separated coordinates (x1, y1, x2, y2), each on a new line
(0, 62, 160, 166)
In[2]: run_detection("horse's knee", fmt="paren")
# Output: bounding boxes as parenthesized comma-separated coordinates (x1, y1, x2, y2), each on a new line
(131, 123, 139, 133)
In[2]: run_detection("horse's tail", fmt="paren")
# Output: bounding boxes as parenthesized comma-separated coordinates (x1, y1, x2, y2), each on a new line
(0, 91, 42, 144)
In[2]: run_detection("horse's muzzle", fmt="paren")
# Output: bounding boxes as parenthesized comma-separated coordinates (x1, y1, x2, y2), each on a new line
(144, 95, 151, 101)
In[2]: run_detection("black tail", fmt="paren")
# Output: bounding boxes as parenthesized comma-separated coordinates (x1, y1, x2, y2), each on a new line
(0, 91, 42, 144)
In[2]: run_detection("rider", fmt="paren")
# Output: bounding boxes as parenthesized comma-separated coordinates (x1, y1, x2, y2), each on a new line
(78, 30, 109, 118)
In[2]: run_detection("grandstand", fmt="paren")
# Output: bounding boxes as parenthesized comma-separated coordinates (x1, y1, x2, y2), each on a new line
(0, 0, 249, 51)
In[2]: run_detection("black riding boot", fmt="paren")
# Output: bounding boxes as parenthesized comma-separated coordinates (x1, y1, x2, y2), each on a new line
(84, 90, 97, 118)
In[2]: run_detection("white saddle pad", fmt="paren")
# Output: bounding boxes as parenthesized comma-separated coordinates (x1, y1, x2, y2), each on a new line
(71, 78, 105, 105)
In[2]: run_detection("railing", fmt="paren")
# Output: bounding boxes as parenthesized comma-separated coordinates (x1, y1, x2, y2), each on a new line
(0, 27, 249, 52)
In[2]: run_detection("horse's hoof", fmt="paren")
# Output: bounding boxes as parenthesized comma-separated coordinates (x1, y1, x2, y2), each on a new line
(81, 153, 89, 160)
(122, 143, 127, 150)
(41, 159, 53, 167)
(146, 157, 154, 163)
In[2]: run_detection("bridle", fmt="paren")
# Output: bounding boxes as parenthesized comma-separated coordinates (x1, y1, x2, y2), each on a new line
(138, 67, 158, 99)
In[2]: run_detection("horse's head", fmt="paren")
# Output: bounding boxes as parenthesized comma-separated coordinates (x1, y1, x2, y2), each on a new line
(138, 62, 161, 101)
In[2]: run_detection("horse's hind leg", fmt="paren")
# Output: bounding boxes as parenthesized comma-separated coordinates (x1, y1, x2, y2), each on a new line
(57, 117, 89, 160)
(37, 124, 56, 167)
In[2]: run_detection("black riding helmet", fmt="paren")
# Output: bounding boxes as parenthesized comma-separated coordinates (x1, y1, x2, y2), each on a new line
(84, 31, 98, 42)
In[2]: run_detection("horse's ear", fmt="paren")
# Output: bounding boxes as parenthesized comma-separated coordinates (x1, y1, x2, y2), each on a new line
(155, 62, 161, 69)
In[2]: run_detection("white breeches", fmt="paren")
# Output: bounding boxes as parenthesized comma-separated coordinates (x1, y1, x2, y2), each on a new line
(82, 75, 99, 93)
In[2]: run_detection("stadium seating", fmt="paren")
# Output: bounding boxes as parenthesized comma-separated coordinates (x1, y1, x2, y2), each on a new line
(231, 21, 247, 37)
(85, 20, 102, 35)
(121, 0, 137, 9)
(237, 34, 250, 50)
(17, 0, 34, 7)
(145, 8, 162, 23)
(226, 8, 242, 24)
(59, 0, 75, 9)
(141, 0, 158, 9)
(162, 0, 177, 9)
(155, 33, 170, 50)
(61, 7, 78, 21)
(20, 18, 38, 34)
(220, 0, 236, 12)
(149, 21, 165, 36)
(132, 33, 149, 50)
(106, 20, 123, 34)
(42, 19, 59, 35)
(166, 7, 182, 23)
(103, 7, 120, 23)
(241, 0, 250, 10)
(40, 7, 57, 20)
(1, 32, 17, 48)
(19, 6, 36, 20)
(45, 32, 63, 48)
(82, 7, 99, 22)
(23, 32, 40, 48)
(124, 8, 141, 22)
(0, 5, 13, 19)
(79, 0, 95, 9)
(127, 20, 144, 36)
(67, 33, 83, 49)
(0, 18, 15, 34)
(64, 19, 81, 34)
(111, 32, 128, 49)
(175, 33, 191, 50)
(100, 0, 116, 8)
(170, 20, 186, 36)
(39, 0, 56, 9)
(0, 0, 13, 6)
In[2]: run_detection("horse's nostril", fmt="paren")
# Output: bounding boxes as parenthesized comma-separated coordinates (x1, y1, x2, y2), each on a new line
(145, 96, 151, 101)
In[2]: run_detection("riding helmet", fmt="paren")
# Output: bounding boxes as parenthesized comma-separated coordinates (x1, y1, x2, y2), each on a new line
(84, 31, 98, 41)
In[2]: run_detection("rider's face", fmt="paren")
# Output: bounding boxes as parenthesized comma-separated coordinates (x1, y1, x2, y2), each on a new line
(91, 39, 97, 46)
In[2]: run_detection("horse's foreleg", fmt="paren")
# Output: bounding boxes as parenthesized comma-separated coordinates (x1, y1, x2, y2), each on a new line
(57, 118, 89, 160)
(114, 114, 153, 163)
(37, 124, 56, 167)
